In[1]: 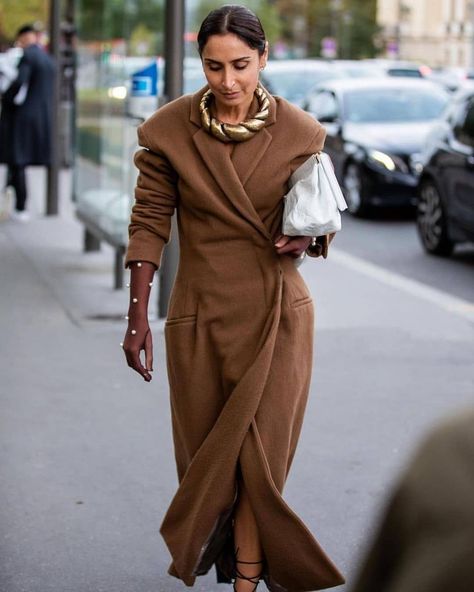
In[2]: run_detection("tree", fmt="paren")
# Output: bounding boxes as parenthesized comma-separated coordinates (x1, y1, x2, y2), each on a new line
(276, 0, 378, 59)
(0, 0, 48, 45)
(76, 0, 164, 48)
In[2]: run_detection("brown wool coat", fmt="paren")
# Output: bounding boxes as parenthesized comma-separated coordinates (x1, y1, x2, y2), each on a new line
(125, 87, 345, 592)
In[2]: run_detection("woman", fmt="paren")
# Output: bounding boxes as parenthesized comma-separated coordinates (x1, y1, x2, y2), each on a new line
(122, 6, 344, 591)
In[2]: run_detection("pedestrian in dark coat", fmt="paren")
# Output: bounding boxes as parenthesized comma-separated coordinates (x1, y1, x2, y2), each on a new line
(0, 24, 55, 220)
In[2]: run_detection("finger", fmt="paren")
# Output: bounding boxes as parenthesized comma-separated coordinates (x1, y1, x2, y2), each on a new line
(274, 235, 291, 248)
(144, 330, 154, 372)
(283, 236, 312, 252)
(126, 348, 152, 382)
(276, 239, 307, 255)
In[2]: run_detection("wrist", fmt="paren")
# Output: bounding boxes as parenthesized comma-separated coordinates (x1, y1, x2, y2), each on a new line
(127, 308, 148, 321)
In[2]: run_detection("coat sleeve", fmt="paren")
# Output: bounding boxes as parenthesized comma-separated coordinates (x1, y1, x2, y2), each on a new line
(289, 122, 326, 174)
(287, 122, 336, 259)
(3, 51, 32, 105)
(125, 124, 179, 269)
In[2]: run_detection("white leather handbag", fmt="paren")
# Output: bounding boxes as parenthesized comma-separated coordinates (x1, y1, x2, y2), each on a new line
(282, 152, 347, 236)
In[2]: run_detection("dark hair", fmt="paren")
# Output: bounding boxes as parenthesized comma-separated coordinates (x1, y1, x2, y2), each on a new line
(197, 5, 266, 56)
(16, 24, 37, 37)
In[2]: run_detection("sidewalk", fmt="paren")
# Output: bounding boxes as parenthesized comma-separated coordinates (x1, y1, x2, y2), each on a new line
(1, 168, 473, 592)
(0, 172, 216, 592)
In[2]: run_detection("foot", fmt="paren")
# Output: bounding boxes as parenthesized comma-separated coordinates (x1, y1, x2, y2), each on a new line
(233, 558, 264, 592)
(10, 210, 30, 223)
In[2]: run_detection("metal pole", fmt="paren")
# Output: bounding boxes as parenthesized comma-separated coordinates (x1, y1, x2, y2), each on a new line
(158, 0, 185, 318)
(46, 0, 61, 215)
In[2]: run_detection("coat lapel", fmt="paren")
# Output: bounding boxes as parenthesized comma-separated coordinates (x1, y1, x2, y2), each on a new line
(231, 126, 273, 188)
(190, 87, 277, 241)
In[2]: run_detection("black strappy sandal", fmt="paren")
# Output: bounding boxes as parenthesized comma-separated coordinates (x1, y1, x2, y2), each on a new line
(233, 557, 264, 591)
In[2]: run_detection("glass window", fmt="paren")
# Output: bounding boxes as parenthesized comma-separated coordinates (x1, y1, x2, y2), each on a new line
(344, 87, 448, 123)
(261, 65, 336, 105)
(387, 68, 422, 78)
(307, 91, 339, 120)
(75, 0, 166, 243)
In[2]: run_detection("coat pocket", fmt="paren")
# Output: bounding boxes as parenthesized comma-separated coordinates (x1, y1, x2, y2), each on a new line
(165, 314, 197, 328)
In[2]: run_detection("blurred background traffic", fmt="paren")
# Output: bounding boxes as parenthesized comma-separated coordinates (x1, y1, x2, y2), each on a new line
(1, 0, 473, 295)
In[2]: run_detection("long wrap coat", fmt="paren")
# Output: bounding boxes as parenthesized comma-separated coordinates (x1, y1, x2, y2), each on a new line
(0, 44, 54, 166)
(125, 87, 344, 592)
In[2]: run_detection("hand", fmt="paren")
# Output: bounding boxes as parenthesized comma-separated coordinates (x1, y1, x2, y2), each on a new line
(122, 260, 156, 382)
(274, 234, 312, 258)
(122, 319, 154, 382)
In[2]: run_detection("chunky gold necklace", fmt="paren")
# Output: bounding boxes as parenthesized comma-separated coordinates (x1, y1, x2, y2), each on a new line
(199, 84, 270, 143)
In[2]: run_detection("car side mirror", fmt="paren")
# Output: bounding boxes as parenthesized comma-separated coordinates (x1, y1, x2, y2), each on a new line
(320, 119, 342, 138)
(318, 112, 339, 124)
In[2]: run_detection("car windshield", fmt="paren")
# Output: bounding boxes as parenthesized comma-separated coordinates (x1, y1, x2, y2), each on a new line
(263, 69, 334, 103)
(344, 88, 448, 123)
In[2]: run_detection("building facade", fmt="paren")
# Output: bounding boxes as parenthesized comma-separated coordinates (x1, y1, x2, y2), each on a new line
(377, 0, 474, 67)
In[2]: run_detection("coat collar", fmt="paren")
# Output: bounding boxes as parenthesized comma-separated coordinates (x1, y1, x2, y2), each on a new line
(190, 85, 276, 240)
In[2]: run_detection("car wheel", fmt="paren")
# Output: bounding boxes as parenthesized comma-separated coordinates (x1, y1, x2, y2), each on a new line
(416, 180, 454, 256)
(343, 163, 370, 217)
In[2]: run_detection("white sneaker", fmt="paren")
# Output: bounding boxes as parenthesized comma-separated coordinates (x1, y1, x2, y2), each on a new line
(10, 210, 30, 222)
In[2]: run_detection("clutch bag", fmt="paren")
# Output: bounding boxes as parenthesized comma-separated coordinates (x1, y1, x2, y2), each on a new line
(282, 152, 347, 236)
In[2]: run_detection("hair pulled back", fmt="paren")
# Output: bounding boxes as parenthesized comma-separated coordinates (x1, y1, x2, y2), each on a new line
(197, 5, 266, 56)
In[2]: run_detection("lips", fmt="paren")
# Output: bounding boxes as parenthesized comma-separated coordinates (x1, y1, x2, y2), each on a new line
(222, 91, 240, 99)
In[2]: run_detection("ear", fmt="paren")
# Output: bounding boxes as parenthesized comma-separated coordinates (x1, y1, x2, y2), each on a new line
(260, 41, 269, 68)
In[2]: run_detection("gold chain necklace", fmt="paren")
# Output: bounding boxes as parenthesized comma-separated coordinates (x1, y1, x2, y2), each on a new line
(199, 84, 270, 143)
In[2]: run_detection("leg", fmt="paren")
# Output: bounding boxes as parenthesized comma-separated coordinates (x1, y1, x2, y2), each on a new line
(6, 166, 13, 188)
(233, 477, 264, 591)
(84, 228, 101, 252)
(9, 165, 27, 212)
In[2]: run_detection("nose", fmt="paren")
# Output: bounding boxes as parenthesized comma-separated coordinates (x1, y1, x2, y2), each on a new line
(221, 68, 235, 90)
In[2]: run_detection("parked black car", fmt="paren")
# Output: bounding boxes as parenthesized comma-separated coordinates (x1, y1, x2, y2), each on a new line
(416, 85, 474, 255)
(304, 78, 449, 216)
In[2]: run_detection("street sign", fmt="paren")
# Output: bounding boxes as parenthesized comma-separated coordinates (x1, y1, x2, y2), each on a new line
(131, 62, 158, 97)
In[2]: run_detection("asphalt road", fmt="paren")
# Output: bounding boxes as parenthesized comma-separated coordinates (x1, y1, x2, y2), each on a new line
(335, 208, 474, 303)
(1, 189, 473, 592)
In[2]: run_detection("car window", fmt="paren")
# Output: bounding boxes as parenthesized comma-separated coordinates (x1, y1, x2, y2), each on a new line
(387, 68, 422, 78)
(344, 87, 448, 123)
(454, 99, 474, 148)
(307, 91, 339, 120)
(262, 69, 335, 104)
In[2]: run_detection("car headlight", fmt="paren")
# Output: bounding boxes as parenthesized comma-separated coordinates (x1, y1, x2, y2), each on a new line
(367, 149, 409, 173)
(409, 152, 424, 175)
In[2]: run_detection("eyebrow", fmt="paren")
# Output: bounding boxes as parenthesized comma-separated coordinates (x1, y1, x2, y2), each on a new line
(204, 56, 252, 64)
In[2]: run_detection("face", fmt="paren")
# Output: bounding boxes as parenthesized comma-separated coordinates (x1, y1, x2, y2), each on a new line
(201, 33, 267, 110)
(16, 31, 37, 48)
